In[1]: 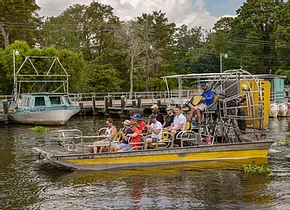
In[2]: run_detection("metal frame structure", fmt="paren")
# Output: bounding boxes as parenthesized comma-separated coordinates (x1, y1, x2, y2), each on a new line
(162, 69, 266, 143)
(13, 56, 70, 97)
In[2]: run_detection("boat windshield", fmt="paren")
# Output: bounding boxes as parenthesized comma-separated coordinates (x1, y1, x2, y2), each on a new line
(35, 97, 46, 106)
(23, 97, 30, 107)
(49, 96, 64, 105)
(64, 96, 72, 105)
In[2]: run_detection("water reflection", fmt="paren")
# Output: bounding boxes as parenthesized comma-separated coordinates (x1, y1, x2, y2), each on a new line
(29, 159, 271, 209)
(1, 117, 290, 209)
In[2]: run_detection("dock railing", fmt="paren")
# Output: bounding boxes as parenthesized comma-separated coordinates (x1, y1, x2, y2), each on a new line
(68, 90, 194, 108)
(0, 90, 194, 115)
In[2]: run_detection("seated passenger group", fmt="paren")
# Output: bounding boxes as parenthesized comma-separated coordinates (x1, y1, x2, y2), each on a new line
(94, 104, 195, 153)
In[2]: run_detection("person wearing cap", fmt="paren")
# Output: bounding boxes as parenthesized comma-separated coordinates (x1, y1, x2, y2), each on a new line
(133, 113, 146, 132)
(120, 122, 143, 151)
(112, 119, 134, 152)
(188, 82, 214, 125)
(163, 106, 175, 129)
(150, 104, 164, 125)
(145, 114, 163, 149)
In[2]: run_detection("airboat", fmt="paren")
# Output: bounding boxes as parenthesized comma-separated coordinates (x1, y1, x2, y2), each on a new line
(33, 69, 274, 171)
(9, 56, 79, 125)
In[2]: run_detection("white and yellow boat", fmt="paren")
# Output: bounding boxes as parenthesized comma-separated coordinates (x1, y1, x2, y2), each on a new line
(33, 139, 273, 171)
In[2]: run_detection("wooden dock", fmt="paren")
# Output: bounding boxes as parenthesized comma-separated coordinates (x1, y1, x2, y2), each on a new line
(0, 90, 191, 121)
(72, 90, 192, 116)
(78, 96, 172, 116)
(0, 100, 9, 124)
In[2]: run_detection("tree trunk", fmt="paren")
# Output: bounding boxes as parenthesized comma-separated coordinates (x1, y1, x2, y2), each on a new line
(0, 22, 9, 48)
(145, 16, 149, 91)
(129, 54, 134, 99)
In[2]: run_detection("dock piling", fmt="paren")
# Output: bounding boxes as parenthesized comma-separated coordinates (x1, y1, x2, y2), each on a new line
(132, 100, 136, 108)
(79, 102, 84, 115)
(92, 96, 96, 115)
(121, 96, 126, 110)
(108, 96, 113, 107)
(157, 99, 161, 107)
(3, 100, 8, 115)
(104, 96, 108, 110)
(137, 96, 142, 108)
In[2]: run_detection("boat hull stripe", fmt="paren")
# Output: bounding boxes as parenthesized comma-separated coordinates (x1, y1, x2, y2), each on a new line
(66, 149, 268, 165)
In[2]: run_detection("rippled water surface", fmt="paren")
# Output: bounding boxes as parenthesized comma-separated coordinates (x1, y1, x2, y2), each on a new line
(1, 116, 290, 210)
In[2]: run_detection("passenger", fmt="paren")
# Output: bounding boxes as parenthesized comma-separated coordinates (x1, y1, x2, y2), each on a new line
(188, 82, 214, 125)
(120, 122, 143, 151)
(150, 104, 164, 125)
(163, 106, 175, 129)
(129, 111, 135, 122)
(133, 114, 146, 132)
(112, 120, 133, 152)
(170, 106, 187, 135)
(93, 118, 117, 153)
(145, 114, 163, 149)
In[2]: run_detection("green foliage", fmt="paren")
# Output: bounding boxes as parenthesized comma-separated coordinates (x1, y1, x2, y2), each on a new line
(272, 2, 290, 71)
(30, 126, 50, 133)
(0, 41, 87, 94)
(149, 77, 166, 91)
(228, 0, 284, 74)
(242, 161, 272, 174)
(88, 64, 123, 92)
(0, 0, 41, 48)
(2, 0, 290, 93)
(283, 138, 290, 146)
(41, 2, 120, 60)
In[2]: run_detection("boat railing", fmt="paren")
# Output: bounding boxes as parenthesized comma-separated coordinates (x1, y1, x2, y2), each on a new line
(56, 128, 119, 152)
(149, 130, 174, 149)
(57, 133, 111, 152)
(129, 134, 146, 150)
(56, 129, 83, 150)
(176, 130, 199, 147)
(72, 135, 111, 152)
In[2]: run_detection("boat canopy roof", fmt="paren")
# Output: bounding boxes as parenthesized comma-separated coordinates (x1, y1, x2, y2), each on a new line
(161, 69, 286, 80)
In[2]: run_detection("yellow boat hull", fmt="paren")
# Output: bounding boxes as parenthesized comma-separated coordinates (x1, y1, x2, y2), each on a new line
(33, 140, 274, 170)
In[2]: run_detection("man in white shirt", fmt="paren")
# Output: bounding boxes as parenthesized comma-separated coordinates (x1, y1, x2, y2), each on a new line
(145, 114, 163, 149)
(170, 106, 186, 135)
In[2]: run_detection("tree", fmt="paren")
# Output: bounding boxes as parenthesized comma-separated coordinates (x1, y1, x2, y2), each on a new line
(272, 1, 290, 70)
(87, 64, 123, 92)
(137, 11, 176, 91)
(41, 2, 120, 60)
(0, 0, 41, 48)
(115, 21, 145, 98)
(40, 4, 88, 53)
(229, 0, 284, 73)
(173, 25, 204, 74)
(0, 41, 88, 94)
(212, 17, 234, 55)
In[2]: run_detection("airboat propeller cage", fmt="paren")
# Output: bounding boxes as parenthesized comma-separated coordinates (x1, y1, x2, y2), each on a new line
(161, 69, 271, 131)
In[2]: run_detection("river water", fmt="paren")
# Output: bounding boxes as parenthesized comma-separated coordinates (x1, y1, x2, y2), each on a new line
(1, 116, 290, 210)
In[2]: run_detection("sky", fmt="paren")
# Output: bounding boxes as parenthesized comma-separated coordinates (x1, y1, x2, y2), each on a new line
(35, 0, 245, 30)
